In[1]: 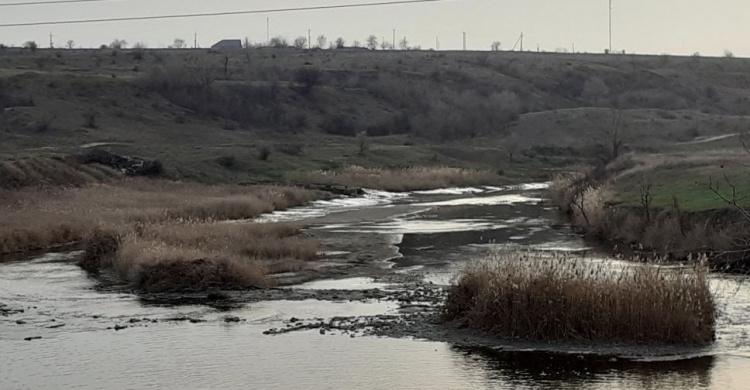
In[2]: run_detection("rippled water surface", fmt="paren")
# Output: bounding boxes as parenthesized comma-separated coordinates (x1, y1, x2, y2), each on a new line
(2, 184, 749, 389)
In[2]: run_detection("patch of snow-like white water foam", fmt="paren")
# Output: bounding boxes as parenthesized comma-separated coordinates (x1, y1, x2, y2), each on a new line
(255, 189, 409, 223)
(412, 187, 486, 195)
(292, 277, 392, 291)
(416, 194, 543, 207)
(317, 219, 508, 234)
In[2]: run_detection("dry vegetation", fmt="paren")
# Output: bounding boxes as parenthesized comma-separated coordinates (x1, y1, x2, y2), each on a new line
(445, 252, 716, 345)
(550, 153, 750, 271)
(287, 165, 500, 192)
(82, 222, 318, 292)
(0, 157, 120, 189)
(0, 179, 324, 291)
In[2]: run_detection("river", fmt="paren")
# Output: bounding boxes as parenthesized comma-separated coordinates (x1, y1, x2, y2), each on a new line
(1, 184, 749, 389)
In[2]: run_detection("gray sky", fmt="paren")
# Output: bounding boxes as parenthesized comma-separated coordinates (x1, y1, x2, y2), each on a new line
(0, 0, 747, 56)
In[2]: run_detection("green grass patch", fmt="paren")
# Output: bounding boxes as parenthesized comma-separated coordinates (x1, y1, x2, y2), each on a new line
(611, 164, 750, 212)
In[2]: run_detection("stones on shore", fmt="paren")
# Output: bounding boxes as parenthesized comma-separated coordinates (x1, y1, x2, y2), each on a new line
(16, 320, 27, 325)
(113, 324, 128, 331)
(24, 336, 42, 341)
(224, 316, 241, 323)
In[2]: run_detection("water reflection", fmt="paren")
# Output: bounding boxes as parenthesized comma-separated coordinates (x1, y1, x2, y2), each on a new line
(451, 347, 715, 390)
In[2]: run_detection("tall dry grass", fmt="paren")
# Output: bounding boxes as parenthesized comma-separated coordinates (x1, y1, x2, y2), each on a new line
(0, 179, 320, 254)
(550, 171, 748, 263)
(86, 222, 318, 292)
(445, 252, 716, 345)
(288, 165, 500, 192)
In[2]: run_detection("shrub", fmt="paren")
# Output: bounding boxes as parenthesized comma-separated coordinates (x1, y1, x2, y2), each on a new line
(23, 41, 38, 52)
(445, 252, 716, 345)
(294, 67, 321, 94)
(216, 155, 237, 169)
(277, 143, 304, 156)
(259, 146, 271, 161)
(320, 115, 356, 136)
(82, 110, 99, 129)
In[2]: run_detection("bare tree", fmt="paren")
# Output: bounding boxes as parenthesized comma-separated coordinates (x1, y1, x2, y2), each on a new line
(24, 41, 38, 52)
(399, 37, 409, 50)
(316, 35, 327, 49)
(380, 40, 391, 50)
(594, 108, 625, 162)
(366, 35, 378, 50)
(506, 132, 520, 162)
(293, 36, 308, 49)
(352, 40, 361, 48)
(491, 41, 501, 51)
(270, 36, 288, 48)
(357, 131, 369, 155)
(335, 37, 346, 49)
(170, 38, 186, 49)
(109, 39, 128, 49)
(66, 40, 75, 50)
(639, 174, 653, 223)
(706, 175, 750, 224)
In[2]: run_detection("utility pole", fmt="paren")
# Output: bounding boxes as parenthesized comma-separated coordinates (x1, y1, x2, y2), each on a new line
(392, 29, 396, 50)
(520, 32, 524, 51)
(267, 17, 270, 43)
(463, 32, 466, 51)
(308, 29, 312, 49)
(436, 36, 440, 51)
(609, 0, 613, 53)
(49, 33, 53, 48)
(194, 32, 197, 49)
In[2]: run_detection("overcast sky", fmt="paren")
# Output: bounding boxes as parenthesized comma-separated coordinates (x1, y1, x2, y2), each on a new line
(0, 0, 747, 56)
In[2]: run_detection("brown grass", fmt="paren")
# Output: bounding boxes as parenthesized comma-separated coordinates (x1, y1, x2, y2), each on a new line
(445, 252, 716, 345)
(0, 179, 320, 254)
(91, 221, 319, 292)
(550, 170, 750, 264)
(287, 165, 500, 192)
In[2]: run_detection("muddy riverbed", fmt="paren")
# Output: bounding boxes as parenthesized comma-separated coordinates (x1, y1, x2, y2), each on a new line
(2, 184, 750, 389)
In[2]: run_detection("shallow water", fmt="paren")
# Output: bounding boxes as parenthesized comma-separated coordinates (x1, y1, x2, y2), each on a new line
(2, 184, 750, 389)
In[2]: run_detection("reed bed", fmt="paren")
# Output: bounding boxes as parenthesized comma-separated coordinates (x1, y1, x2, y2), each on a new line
(84, 222, 318, 292)
(288, 165, 499, 192)
(444, 252, 716, 345)
(1, 179, 324, 292)
(0, 179, 320, 254)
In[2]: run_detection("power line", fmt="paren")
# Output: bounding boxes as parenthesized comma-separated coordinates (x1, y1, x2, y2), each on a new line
(0, 0, 455, 28)
(0, 0, 121, 7)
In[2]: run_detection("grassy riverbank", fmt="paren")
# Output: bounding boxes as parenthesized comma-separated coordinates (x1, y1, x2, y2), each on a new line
(0, 179, 325, 291)
(445, 252, 716, 345)
(550, 152, 750, 270)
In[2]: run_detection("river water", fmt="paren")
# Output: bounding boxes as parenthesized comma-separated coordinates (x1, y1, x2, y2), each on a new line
(1, 184, 749, 390)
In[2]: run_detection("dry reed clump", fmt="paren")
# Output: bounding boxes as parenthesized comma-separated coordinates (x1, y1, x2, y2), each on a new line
(0, 179, 320, 254)
(288, 165, 500, 192)
(80, 222, 318, 292)
(444, 252, 716, 345)
(114, 235, 270, 292)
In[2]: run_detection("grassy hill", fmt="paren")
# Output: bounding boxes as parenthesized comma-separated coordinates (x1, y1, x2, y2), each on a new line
(1, 46, 749, 186)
